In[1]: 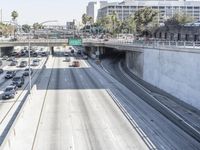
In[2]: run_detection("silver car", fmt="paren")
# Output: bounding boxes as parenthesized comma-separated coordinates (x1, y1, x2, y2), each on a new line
(2, 86, 17, 99)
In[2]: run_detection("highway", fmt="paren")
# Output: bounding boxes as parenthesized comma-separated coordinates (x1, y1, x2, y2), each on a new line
(1, 47, 200, 150)
(2, 48, 149, 150)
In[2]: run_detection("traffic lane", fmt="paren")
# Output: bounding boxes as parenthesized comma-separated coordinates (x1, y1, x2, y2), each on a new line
(33, 56, 148, 150)
(91, 59, 200, 150)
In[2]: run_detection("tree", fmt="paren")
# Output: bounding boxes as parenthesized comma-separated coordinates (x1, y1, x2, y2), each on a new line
(11, 10, 18, 21)
(164, 13, 193, 26)
(134, 7, 158, 36)
(121, 15, 136, 34)
(110, 11, 119, 34)
(82, 14, 88, 25)
(22, 24, 31, 33)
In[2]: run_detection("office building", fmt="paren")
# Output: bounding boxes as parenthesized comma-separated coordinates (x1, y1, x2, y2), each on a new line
(97, 0, 200, 24)
(86, 1, 108, 22)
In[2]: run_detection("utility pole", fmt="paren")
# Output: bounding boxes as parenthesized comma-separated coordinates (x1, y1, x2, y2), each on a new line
(0, 9, 2, 23)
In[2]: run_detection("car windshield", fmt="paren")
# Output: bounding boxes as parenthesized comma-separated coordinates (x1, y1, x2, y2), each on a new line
(25, 69, 29, 71)
(7, 71, 12, 74)
(13, 77, 20, 81)
(5, 87, 13, 92)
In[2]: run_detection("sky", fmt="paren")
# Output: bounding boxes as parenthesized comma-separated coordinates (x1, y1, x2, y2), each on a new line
(0, 0, 117, 25)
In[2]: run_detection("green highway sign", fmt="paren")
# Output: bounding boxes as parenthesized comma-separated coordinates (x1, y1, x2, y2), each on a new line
(68, 38, 82, 46)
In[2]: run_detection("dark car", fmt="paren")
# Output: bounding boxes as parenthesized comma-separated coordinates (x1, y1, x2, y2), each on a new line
(0, 69, 3, 74)
(12, 76, 25, 87)
(31, 52, 38, 57)
(5, 71, 16, 79)
(2, 86, 17, 99)
(23, 68, 33, 76)
(41, 52, 47, 57)
(19, 61, 28, 67)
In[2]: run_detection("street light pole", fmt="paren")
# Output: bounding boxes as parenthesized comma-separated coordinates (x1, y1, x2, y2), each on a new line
(28, 32, 31, 94)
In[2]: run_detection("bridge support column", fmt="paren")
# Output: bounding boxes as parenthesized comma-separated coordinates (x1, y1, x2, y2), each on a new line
(50, 46, 54, 55)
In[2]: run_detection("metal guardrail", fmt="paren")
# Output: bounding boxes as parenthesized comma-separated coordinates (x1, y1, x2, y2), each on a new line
(83, 39, 200, 50)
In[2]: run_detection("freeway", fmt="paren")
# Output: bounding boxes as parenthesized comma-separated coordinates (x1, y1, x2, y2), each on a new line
(2, 48, 149, 150)
(1, 47, 200, 150)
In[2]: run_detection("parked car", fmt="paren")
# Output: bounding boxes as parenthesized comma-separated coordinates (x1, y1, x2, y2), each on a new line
(31, 60, 39, 66)
(0, 69, 3, 74)
(23, 68, 33, 76)
(9, 60, 18, 66)
(41, 52, 47, 57)
(12, 76, 25, 87)
(0, 60, 2, 66)
(32, 52, 38, 57)
(2, 56, 8, 60)
(64, 52, 69, 56)
(19, 61, 28, 67)
(5, 71, 16, 79)
(72, 60, 80, 67)
(2, 86, 17, 99)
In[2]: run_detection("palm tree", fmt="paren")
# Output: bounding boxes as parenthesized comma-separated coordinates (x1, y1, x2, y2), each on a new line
(11, 10, 19, 38)
(11, 11, 18, 21)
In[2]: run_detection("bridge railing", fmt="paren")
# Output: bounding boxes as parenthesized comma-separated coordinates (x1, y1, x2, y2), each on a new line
(83, 38, 200, 50)
(0, 39, 68, 44)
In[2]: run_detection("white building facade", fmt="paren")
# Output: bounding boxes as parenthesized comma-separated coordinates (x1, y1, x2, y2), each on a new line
(86, 1, 108, 23)
(97, 0, 200, 23)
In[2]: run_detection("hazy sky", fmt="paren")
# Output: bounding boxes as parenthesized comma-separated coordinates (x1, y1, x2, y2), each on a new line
(1, 0, 117, 25)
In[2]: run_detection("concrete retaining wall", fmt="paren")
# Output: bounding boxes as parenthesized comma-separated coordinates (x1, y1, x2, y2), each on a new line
(126, 51, 144, 78)
(126, 49, 200, 110)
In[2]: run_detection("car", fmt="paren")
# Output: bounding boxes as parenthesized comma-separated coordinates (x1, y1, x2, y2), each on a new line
(5, 71, 16, 79)
(0, 60, 2, 66)
(19, 61, 28, 67)
(64, 52, 69, 56)
(9, 61, 18, 66)
(2, 56, 8, 60)
(77, 50, 81, 55)
(0, 69, 3, 74)
(72, 60, 80, 67)
(31, 60, 39, 66)
(12, 76, 25, 87)
(41, 52, 47, 57)
(33, 58, 41, 62)
(31, 52, 38, 57)
(2, 86, 17, 99)
(23, 68, 33, 76)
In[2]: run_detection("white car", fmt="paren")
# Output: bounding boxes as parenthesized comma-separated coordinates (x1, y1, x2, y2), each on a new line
(31, 60, 39, 66)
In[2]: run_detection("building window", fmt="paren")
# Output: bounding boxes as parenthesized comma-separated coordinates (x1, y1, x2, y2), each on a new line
(159, 32, 162, 38)
(170, 33, 174, 41)
(194, 35, 199, 41)
(165, 33, 167, 39)
(185, 34, 189, 41)
(178, 33, 181, 41)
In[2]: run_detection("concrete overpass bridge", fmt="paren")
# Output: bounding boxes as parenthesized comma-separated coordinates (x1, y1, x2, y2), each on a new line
(82, 38, 200, 113)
